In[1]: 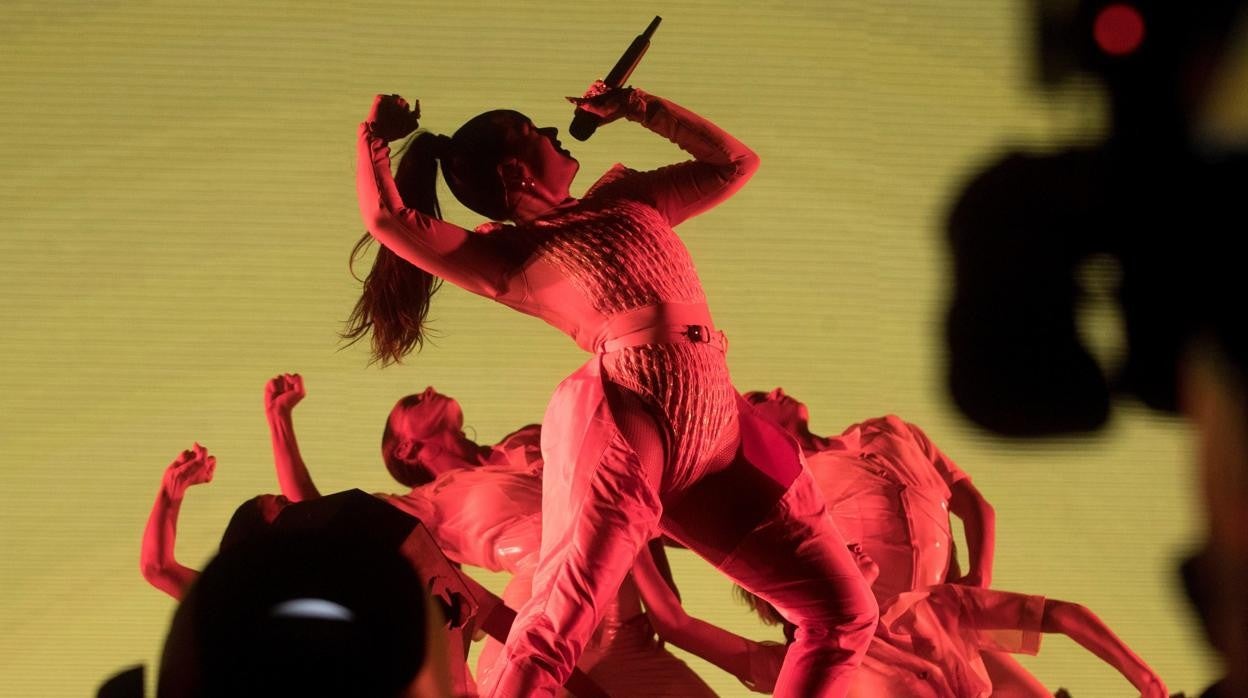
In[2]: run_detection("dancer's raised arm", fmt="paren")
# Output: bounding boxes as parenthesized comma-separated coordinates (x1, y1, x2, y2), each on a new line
(356, 94, 513, 299)
(264, 373, 321, 502)
(572, 83, 760, 226)
(139, 444, 214, 600)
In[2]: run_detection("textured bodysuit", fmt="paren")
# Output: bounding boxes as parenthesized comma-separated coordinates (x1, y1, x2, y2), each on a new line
(500, 193, 737, 491)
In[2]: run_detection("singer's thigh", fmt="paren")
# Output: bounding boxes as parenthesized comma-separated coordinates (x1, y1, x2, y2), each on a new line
(486, 429, 662, 696)
(681, 468, 877, 697)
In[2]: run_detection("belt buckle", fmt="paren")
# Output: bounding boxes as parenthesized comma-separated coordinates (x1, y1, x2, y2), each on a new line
(683, 325, 709, 343)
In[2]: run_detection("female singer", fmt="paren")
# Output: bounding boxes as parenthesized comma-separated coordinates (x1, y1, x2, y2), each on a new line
(350, 83, 877, 696)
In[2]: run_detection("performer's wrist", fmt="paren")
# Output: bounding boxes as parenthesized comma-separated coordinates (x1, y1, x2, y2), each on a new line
(623, 87, 652, 122)
(159, 484, 185, 503)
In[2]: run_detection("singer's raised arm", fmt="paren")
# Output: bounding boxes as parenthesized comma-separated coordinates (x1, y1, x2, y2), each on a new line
(611, 88, 760, 227)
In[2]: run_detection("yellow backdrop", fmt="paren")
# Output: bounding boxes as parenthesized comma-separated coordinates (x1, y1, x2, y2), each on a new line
(2, 1, 1239, 695)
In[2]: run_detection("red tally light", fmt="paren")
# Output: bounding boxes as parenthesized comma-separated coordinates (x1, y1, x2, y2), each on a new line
(1094, 3, 1146, 56)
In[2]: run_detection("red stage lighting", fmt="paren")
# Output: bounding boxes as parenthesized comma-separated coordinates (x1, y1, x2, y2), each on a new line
(1094, 3, 1146, 56)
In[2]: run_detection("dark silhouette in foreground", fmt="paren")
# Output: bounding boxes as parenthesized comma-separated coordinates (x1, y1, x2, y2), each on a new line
(946, 0, 1247, 435)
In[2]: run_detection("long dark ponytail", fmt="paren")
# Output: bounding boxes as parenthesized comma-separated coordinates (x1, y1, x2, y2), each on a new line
(342, 131, 449, 365)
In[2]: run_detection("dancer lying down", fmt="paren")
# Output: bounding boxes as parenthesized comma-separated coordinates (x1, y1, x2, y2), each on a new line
(745, 391, 1048, 693)
(630, 544, 1167, 697)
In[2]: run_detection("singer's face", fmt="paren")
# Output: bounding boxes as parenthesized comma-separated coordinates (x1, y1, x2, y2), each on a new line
(515, 121, 579, 194)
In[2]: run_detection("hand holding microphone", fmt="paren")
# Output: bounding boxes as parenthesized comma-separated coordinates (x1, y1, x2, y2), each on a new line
(568, 16, 661, 141)
(566, 80, 638, 126)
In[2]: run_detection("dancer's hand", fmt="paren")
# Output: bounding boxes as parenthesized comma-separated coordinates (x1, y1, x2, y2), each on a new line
(264, 373, 305, 416)
(162, 443, 216, 498)
(367, 94, 420, 142)
(566, 80, 637, 125)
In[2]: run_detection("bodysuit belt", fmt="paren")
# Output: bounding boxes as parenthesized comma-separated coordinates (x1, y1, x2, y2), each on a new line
(594, 303, 727, 354)
(599, 324, 727, 353)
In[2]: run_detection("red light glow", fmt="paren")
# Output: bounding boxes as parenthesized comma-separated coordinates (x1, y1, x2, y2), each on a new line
(1094, 3, 1146, 56)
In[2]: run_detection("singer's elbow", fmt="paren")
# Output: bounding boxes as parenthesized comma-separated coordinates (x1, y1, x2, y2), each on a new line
(717, 149, 760, 198)
(358, 201, 396, 236)
(720, 147, 759, 187)
(359, 204, 418, 251)
(736, 148, 761, 178)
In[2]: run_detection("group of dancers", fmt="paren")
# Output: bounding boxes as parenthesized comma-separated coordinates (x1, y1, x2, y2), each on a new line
(141, 81, 1167, 696)
(142, 379, 1166, 696)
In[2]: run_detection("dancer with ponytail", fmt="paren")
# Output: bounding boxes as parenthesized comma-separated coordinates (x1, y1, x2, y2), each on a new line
(351, 83, 877, 697)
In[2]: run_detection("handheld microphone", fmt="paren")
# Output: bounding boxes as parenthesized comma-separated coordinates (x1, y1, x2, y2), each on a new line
(569, 15, 662, 141)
